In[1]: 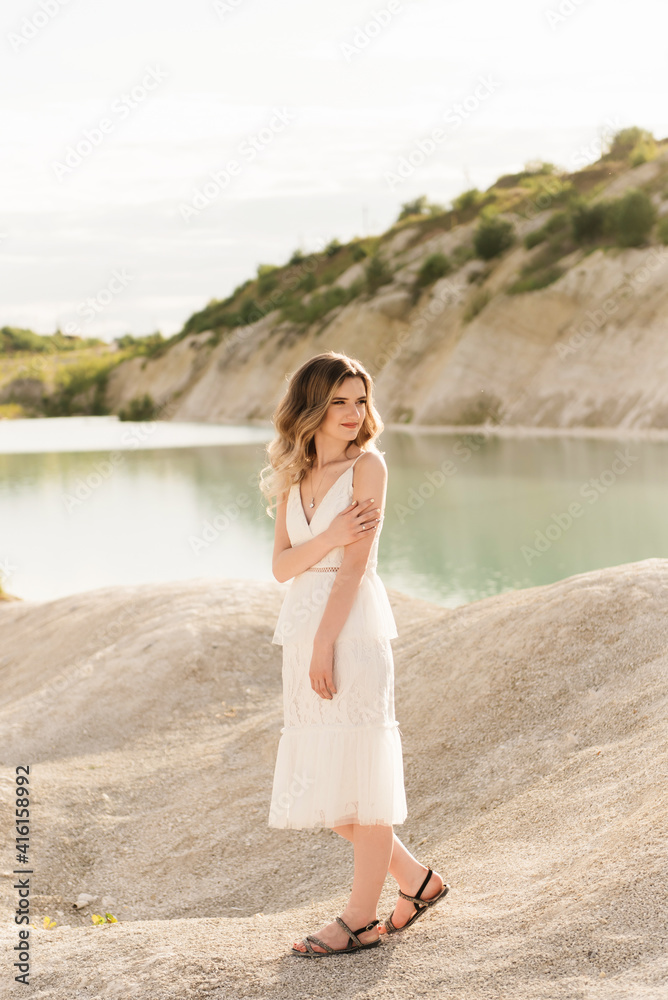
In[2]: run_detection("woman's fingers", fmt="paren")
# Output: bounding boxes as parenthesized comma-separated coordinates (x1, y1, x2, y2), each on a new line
(347, 498, 375, 510)
(311, 676, 336, 699)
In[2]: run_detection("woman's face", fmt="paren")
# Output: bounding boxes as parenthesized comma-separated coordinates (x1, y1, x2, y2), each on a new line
(319, 375, 367, 442)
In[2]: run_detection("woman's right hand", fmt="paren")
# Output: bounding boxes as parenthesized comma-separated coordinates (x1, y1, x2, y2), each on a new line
(325, 498, 382, 548)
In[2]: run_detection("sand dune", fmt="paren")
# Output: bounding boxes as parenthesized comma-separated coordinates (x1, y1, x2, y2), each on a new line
(1, 560, 667, 999)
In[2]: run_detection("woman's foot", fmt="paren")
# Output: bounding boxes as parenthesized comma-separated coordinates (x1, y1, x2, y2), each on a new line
(379, 866, 446, 934)
(292, 913, 380, 954)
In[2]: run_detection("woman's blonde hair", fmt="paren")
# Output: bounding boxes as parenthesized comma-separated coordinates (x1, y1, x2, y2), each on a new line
(259, 351, 385, 518)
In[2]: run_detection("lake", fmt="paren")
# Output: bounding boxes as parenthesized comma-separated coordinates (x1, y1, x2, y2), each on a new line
(1, 416, 666, 607)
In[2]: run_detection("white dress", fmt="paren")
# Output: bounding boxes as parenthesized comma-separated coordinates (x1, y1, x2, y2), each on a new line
(268, 452, 407, 830)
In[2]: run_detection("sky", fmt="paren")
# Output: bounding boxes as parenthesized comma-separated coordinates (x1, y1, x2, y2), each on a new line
(2, 0, 667, 341)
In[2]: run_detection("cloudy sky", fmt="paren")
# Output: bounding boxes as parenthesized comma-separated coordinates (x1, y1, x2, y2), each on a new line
(2, 0, 667, 341)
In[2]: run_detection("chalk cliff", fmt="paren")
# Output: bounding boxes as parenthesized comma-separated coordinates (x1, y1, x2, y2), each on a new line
(105, 147, 668, 432)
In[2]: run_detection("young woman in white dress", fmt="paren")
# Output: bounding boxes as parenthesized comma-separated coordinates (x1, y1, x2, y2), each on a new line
(260, 351, 448, 957)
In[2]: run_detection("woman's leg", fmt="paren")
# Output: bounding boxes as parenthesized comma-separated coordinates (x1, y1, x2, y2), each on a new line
(292, 823, 394, 953)
(379, 834, 446, 932)
(333, 827, 446, 933)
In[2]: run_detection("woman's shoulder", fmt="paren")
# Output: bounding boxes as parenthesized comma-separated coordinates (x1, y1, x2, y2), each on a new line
(353, 449, 387, 485)
(355, 448, 387, 471)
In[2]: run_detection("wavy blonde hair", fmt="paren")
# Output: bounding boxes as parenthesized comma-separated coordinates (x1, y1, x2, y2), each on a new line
(259, 351, 385, 518)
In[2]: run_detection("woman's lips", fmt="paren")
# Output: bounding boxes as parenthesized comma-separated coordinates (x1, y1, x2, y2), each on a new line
(342, 423, 357, 427)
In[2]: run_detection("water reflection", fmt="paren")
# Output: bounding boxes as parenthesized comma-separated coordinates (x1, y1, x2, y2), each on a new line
(1, 418, 666, 606)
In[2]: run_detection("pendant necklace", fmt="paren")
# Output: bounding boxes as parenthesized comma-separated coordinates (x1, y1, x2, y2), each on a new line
(308, 451, 350, 508)
(308, 464, 327, 508)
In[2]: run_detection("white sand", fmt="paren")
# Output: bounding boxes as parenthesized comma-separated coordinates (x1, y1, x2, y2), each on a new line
(0, 560, 667, 998)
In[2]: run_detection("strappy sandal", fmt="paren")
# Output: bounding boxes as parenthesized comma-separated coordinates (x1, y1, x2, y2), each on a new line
(382, 868, 450, 935)
(291, 916, 381, 958)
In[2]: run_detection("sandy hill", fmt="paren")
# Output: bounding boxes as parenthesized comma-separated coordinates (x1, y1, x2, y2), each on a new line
(1, 559, 667, 999)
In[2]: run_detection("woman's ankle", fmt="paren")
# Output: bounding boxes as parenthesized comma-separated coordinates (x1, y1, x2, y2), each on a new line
(340, 905, 379, 930)
(393, 859, 430, 892)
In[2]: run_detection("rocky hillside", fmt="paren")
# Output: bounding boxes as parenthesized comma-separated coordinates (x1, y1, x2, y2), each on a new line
(105, 131, 668, 432)
(0, 558, 666, 997)
(5, 128, 668, 432)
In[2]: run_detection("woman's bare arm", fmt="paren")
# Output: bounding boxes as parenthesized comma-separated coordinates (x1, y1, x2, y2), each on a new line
(312, 452, 387, 648)
(271, 490, 373, 583)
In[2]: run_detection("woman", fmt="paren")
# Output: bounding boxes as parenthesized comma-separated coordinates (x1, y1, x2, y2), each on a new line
(260, 351, 449, 957)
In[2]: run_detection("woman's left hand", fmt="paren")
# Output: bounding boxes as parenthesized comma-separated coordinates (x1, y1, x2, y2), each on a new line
(309, 640, 337, 700)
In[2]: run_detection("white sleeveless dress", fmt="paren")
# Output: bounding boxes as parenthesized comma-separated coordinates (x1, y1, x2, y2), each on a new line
(268, 452, 407, 829)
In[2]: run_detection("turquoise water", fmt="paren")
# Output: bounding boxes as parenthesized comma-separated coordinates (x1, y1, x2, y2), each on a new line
(0, 417, 666, 606)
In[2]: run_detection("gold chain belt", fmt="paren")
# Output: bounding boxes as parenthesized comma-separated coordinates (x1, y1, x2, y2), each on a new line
(306, 566, 339, 572)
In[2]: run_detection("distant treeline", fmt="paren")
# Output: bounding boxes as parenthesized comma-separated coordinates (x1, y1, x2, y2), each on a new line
(0, 326, 105, 354)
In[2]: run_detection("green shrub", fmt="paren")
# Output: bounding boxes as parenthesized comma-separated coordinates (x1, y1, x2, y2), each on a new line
(524, 229, 546, 250)
(238, 297, 263, 324)
(351, 244, 368, 262)
(288, 248, 305, 265)
(0, 326, 103, 354)
(297, 273, 317, 293)
(118, 393, 157, 421)
(451, 244, 475, 267)
(613, 187, 657, 246)
(630, 139, 657, 167)
(570, 198, 614, 243)
(473, 215, 515, 260)
(524, 210, 569, 248)
(324, 239, 343, 257)
(42, 357, 116, 416)
(116, 332, 165, 355)
(232, 278, 252, 297)
(281, 284, 358, 326)
(395, 195, 445, 223)
(507, 267, 565, 294)
(452, 188, 482, 212)
(657, 217, 668, 245)
(256, 264, 279, 297)
(605, 126, 656, 164)
(364, 254, 393, 293)
(415, 252, 452, 289)
(396, 196, 428, 221)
